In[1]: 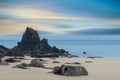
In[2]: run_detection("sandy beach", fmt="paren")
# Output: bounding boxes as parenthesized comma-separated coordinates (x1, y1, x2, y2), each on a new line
(0, 57, 120, 80)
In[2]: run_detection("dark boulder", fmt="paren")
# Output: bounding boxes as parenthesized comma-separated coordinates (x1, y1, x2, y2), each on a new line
(53, 65, 88, 76)
(5, 58, 20, 63)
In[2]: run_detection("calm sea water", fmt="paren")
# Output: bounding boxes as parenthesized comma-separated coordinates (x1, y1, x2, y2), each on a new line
(0, 40, 120, 57)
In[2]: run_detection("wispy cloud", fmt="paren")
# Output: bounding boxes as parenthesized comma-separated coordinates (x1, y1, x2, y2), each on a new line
(70, 28, 120, 35)
(0, 0, 120, 36)
(0, 7, 91, 20)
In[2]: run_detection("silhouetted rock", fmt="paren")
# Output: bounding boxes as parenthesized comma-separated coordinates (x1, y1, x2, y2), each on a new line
(0, 45, 9, 52)
(18, 27, 41, 53)
(5, 27, 70, 57)
(40, 38, 51, 53)
(53, 65, 88, 76)
(0, 45, 9, 58)
(0, 49, 5, 58)
(6, 46, 24, 56)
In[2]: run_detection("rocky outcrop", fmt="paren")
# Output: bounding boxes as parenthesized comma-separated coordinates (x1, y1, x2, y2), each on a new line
(0, 49, 5, 58)
(0, 45, 9, 58)
(5, 27, 69, 57)
(6, 46, 24, 56)
(18, 27, 41, 53)
(53, 65, 88, 76)
(0, 45, 9, 51)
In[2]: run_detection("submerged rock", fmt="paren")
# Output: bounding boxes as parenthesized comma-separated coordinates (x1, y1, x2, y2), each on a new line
(53, 65, 88, 76)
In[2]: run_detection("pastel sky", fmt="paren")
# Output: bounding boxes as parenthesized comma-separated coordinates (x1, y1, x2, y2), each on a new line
(0, 0, 120, 40)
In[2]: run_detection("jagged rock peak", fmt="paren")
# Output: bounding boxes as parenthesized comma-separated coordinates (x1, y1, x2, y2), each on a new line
(6, 27, 70, 57)
(21, 27, 40, 44)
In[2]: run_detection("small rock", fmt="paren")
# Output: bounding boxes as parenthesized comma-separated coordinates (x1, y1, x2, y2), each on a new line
(39, 58, 46, 61)
(64, 62, 71, 64)
(5, 58, 20, 63)
(53, 61, 60, 63)
(13, 63, 28, 69)
(72, 62, 81, 65)
(87, 56, 95, 59)
(29, 59, 44, 67)
(85, 61, 93, 63)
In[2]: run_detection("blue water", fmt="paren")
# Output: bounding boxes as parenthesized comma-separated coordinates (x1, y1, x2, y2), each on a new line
(0, 40, 120, 57)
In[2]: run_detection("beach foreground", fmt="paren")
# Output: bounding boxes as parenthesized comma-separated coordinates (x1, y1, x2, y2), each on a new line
(0, 57, 120, 80)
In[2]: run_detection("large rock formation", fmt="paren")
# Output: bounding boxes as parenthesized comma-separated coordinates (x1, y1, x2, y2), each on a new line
(18, 27, 41, 52)
(6, 27, 69, 57)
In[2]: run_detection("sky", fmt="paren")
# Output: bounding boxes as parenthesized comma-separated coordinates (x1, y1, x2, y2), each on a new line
(0, 0, 120, 40)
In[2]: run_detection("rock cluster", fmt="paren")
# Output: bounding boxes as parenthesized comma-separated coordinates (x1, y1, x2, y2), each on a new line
(13, 59, 45, 69)
(5, 27, 69, 57)
(0, 45, 9, 58)
(53, 65, 88, 76)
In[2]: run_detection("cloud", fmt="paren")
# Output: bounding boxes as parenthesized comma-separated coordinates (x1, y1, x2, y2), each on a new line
(1, 0, 120, 21)
(0, 0, 120, 36)
(70, 28, 120, 35)
(57, 0, 120, 20)
(0, 7, 87, 20)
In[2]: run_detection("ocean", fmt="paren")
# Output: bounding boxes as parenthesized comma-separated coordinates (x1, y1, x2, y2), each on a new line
(0, 40, 120, 57)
